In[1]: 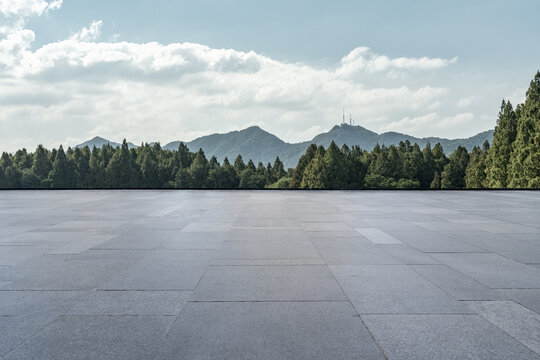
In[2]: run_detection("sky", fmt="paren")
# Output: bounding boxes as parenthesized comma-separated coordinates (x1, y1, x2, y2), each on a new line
(1, 0, 539, 152)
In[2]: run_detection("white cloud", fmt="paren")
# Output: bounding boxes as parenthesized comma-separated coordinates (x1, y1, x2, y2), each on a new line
(379, 113, 474, 137)
(70, 20, 102, 42)
(0, 0, 61, 17)
(0, 5, 474, 152)
(457, 96, 474, 108)
(336, 47, 457, 78)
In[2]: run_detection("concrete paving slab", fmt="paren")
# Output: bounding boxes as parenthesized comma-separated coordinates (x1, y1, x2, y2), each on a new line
(363, 314, 539, 360)
(101, 251, 213, 290)
(216, 240, 322, 260)
(432, 253, 540, 289)
(498, 289, 540, 314)
(314, 240, 402, 265)
(378, 245, 440, 264)
(355, 228, 403, 244)
(93, 229, 177, 250)
(411, 264, 502, 300)
(192, 265, 347, 301)
(1, 190, 539, 359)
(4, 315, 175, 360)
(156, 301, 385, 360)
(331, 265, 472, 314)
(466, 301, 540, 355)
(61, 290, 190, 316)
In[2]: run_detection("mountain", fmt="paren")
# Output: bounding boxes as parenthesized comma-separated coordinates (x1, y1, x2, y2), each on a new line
(76, 125, 494, 168)
(75, 136, 137, 149)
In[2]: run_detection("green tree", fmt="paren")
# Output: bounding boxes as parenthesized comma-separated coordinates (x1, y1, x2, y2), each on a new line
(32, 145, 52, 181)
(189, 149, 209, 188)
(323, 141, 346, 189)
(441, 146, 469, 189)
(465, 141, 489, 188)
(49, 146, 75, 188)
(420, 143, 436, 188)
(234, 155, 246, 172)
(105, 140, 138, 188)
(508, 71, 540, 188)
(290, 144, 317, 188)
(271, 156, 286, 181)
(485, 100, 518, 188)
(301, 145, 327, 189)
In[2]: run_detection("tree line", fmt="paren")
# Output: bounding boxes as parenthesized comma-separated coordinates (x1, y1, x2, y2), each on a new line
(0, 71, 538, 189)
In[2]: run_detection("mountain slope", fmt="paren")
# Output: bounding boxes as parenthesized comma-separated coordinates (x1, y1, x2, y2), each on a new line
(75, 136, 137, 149)
(77, 125, 494, 168)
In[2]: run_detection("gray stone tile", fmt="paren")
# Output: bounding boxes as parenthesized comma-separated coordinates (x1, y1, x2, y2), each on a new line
(473, 222, 540, 234)
(4, 315, 175, 360)
(379, 245, 440, 264)
(363, 314, 538, 360)
(411, 264, 502, 300)
(101, 250, 214, 290)
(466, 301, 540, 355)
(0, 291, 83, 316)
(233, 218, 302, 228)
(216, 240, 322, 261)
(224, 229, 310, 242)
(192, 265, 347, 301)
(0, 245, 53, 266)
(450, 231, 540, 264)
(158, 231, 226, 249)
(331, 265, 471, 314)
(94, 229, 177, 250)
(47, 235, 114, 254)
(210, 258, 326, 266)
(432, 253, 540, 288)
(182, 222, 233, 232)
(355, 228, 403, 244)
(302, 222, 353, 232)
(156, 301, 385, 360)
(0, 311, 59, 357)
(385, 226, 486, 252)
(498, 289, 540, 314)
(62, 290, 190, 315)
(5, 256, 136, 290)
(314, 240, 401, 265)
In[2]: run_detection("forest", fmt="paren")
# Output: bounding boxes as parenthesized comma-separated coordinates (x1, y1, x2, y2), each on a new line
(0, 72, 538, 190)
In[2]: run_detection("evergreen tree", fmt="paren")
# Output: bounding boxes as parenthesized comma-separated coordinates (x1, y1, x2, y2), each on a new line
(271, 156, 286, 181)
(49, 146, 74, 188)
(485, 100, 517, 188)
(32, 145, 52, 181)
(430, 171, 441, 189)
(441, 146, 469, 189)
(234, 155, 245, 172)
(301, 146, 326, 189)
(465, 141, 489, 188)
(189, 149, 209, 188)
(420, 143, 436, 188)
(105, 140, 137, 188)
(508, 71, 540, 188)
(246, 159, 256, 172)
(432, 143, 448, 174)
(323, 141, 346, 189)
(290, 144, 317, 188)
(14, 149, 32, 170)
(177, 142, 192, 169)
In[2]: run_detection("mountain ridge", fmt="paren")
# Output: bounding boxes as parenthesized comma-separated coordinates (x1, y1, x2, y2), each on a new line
(76, 124, 494, 168)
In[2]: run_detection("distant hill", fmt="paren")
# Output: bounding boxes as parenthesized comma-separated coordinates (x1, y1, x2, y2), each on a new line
(76, 136, 137, 149)
(76, 125, 494, 168)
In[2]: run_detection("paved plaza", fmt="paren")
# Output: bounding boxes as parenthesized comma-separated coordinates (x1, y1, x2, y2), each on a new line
(1, 190, 540, 359)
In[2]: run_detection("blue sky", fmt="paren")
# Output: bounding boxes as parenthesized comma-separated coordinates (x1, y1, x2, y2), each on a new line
(1, 0, 539, 152)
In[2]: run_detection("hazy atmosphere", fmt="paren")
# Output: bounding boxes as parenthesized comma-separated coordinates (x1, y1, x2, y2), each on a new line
(1, 0, 539, 152)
